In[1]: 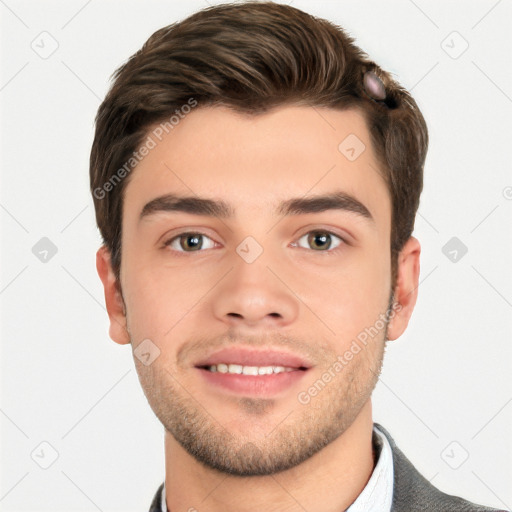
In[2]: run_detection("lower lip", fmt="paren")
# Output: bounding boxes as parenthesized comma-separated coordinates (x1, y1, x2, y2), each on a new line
(196, 368, 308, 396)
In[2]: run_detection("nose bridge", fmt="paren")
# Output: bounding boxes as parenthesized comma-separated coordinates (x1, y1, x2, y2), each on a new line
(210, 236, 299, 327)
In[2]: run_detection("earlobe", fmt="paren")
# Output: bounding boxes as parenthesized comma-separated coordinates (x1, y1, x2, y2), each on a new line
(96, 245, 131, 345)
(386, 236, 421, 341)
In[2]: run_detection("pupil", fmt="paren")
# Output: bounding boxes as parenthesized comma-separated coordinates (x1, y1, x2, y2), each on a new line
(183, 234, 202, 251)
(310, 232, 330, 250)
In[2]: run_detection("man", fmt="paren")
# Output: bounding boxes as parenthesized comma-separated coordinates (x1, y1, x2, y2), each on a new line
(90, 2, 506, 511)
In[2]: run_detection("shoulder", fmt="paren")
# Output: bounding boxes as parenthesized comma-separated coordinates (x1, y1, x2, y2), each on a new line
(373, 423, 508, 512)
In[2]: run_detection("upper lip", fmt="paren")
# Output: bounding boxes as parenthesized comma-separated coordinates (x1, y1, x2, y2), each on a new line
(194, 347, 312, 369)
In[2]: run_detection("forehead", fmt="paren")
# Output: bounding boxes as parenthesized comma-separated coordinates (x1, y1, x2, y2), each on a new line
(122, 105, 390, 229)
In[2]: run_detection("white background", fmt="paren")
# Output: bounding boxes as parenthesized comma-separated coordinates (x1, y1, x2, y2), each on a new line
(1, 0, 511, 511)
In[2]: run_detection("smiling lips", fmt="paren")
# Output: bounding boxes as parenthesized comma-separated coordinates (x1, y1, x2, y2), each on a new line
(195, 347, 312, 372)
(195, 347, 311, 396)
(205, 363, 297, 375)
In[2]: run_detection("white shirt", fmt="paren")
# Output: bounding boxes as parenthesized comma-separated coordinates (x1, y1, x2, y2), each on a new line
(346, 425, 394, 512)
(160, 424, 393, 512)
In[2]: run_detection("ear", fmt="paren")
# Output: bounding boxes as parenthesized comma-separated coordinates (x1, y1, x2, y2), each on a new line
(386, 236, 421, 341)
(96, 245, 131, 345)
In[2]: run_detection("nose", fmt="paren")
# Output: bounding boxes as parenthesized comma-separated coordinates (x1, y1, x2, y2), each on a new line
(210, 249, 300, 329)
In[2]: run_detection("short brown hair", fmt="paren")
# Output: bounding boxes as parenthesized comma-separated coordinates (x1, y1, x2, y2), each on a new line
(90, 1, 428, 290)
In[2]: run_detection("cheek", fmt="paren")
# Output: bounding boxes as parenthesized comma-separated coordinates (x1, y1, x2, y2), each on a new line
(302, 248, 391, 342)
(122, 262, 211, 342)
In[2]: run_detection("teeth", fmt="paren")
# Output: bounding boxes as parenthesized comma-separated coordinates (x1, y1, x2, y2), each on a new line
(229, 364, 242, 374)
(217, 363, 228, 373)
(243, 366, 258, 375)
(207, 364, 295, 375)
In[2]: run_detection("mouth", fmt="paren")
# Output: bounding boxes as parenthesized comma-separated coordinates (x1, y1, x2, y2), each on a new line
(194, 347, 311, 396)
(194, 347, 312, 370)
(197, 363, 308, 375)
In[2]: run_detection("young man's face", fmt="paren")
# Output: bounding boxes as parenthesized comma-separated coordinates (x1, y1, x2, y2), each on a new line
(97, 105, 419, 475)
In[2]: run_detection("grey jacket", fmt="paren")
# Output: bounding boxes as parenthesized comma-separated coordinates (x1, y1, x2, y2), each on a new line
(149, 422, 507, 511)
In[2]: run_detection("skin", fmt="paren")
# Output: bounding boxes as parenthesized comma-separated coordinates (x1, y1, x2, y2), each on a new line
(97, 105, 420, 512)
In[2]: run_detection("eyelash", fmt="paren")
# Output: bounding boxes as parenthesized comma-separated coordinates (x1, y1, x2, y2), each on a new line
(162, 229, 347, 257)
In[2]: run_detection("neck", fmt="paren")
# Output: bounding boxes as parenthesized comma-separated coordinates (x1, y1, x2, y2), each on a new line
(163, 401, 375, 512)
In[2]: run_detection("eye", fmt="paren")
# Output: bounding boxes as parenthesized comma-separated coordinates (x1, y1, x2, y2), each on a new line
(163, 232, 216, 253)
(292, 230, 344, 253)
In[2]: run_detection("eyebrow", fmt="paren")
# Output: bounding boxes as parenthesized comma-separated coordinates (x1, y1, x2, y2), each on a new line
(139, 191, 374, 224)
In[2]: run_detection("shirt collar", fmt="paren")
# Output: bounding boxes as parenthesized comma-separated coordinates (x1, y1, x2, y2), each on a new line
(161, 424, 394, 512)
(346, 424, 394, 512)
